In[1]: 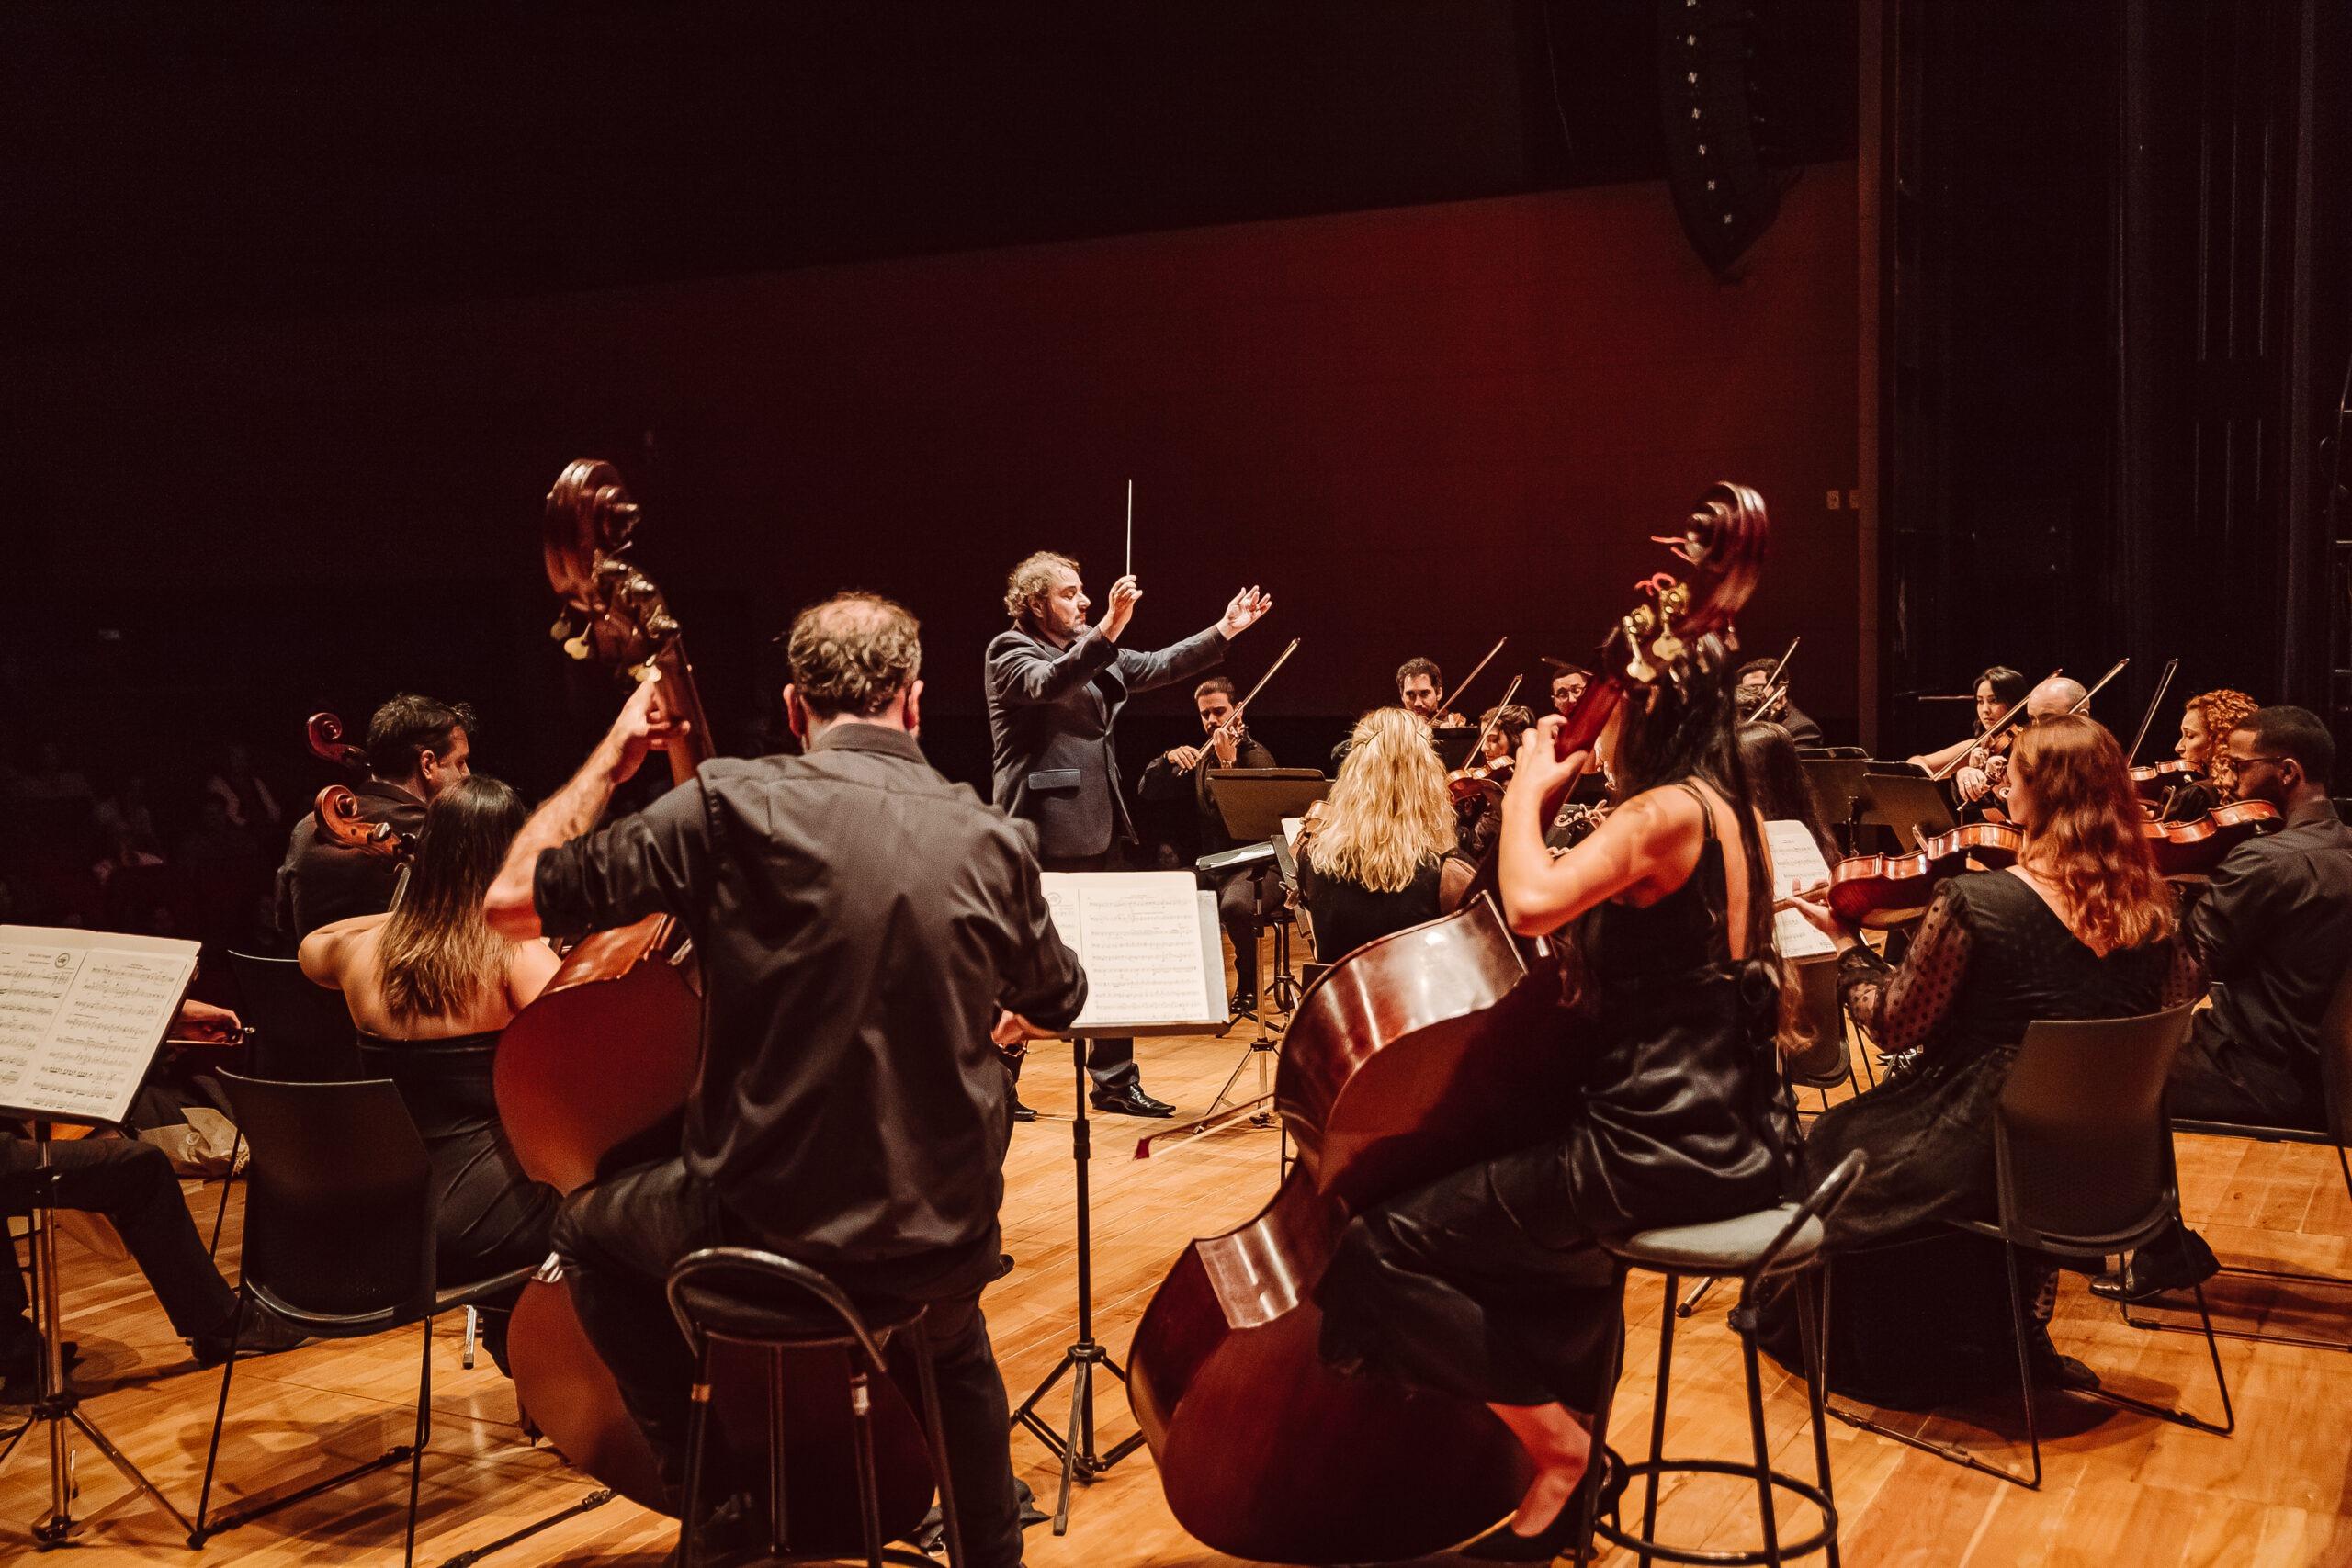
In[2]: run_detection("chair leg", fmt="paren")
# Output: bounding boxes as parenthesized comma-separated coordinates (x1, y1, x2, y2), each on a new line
(1639, 1272, 1679, 1568)
(2188, 1281, 2237, 1435)
(1677, 1276, 1719, 1319)
(906, 1317, 967, 1568)
(189, 1290, 252, 1545)
(1737, 1331, 1784, 1568)
(1794, 1269, 1840, 1568)
(848, 1369, 886, 1568)
(1998, 1242, 2042, 1492)
(406, 1314, 433, 1568)
(1566, 1309, 1626, 1568)
(207, 1135, 241, 1261)
(677, 1345, 713, 1568)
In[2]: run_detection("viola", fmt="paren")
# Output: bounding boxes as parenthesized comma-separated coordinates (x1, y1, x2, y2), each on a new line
(1824, 821, 2025, 928)
(1128, 481, 1769, 1562)
(2132, 758, 2199, 804)
(495, 462, 940, 1541)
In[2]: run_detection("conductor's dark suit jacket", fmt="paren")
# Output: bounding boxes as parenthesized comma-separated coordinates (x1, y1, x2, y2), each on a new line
(985, 621, 1227, 861)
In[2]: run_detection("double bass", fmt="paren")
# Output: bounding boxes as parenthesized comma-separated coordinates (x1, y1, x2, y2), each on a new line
(494, 464, 940, 1547)
(1127, 482, 1768, 1563)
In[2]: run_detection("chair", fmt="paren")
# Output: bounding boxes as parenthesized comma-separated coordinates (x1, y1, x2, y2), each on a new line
(2137, 961, 2352, 1351)
(1581, 1152, 1867, 1568)
(225, 950, 362, 1080)
(666, 1247, 967, 1568)
(190, 1072, 532, 1568)
(1782, 954, 1860, 1107)
(1823, 1003, 2233, 1489)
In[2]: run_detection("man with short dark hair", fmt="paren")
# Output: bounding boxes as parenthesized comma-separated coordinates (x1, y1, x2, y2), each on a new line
(2099, 705, 2352, 1304)
(1331, 656, 1461, 773)
(272, 693, 474, 945)
(985, 553, 1272, 1116)
(1735, 658, 1825, 749)
(1548, 665, 1591, 719)
(486, 592, 1083, 1566)
(1139, 674, 1280, 1013)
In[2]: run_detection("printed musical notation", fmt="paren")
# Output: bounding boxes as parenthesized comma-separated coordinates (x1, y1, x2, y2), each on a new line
(0, 927, 200, 1124)
(1040, 872, 1219, 1032)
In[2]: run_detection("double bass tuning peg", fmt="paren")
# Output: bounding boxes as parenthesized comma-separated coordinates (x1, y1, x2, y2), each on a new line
(550, 615, 594, 661)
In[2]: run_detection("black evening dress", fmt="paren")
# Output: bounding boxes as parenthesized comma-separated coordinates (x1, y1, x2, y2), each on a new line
(1316, 783, 1792, 1407)
(1781, 870, 2194, 1404)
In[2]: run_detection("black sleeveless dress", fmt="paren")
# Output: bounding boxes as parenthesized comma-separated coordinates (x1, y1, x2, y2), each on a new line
(1316, 784, 1791, 1406)
(356, 1032, 560, 1309)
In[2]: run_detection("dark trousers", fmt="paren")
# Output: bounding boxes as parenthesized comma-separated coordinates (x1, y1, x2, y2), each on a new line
(551, 1157, 1023, 1568)
(0, 1134, 237, 1352)
(1211, 865, 1279, 998)
(1041, 851, 1139, 1091)
(2166, 1018, 2324, 1131)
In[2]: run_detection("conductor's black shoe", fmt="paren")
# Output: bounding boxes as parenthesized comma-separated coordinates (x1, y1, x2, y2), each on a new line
(1091, 1084, 1176, 1118)
(1010, 1096, 1038, 1122)
(2088, 1225, 2220, 1306)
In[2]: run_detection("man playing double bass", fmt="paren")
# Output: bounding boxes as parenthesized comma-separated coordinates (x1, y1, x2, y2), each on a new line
(485, 592, 1087, 1566)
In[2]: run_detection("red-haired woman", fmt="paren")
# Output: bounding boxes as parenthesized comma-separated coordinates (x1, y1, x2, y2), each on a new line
(1784, 715, 2199, 1402)
(2159, 687, 2259, 821)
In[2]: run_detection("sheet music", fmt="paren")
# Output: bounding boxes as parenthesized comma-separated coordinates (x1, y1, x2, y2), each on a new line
(1039, 872, 1220, 1031)
(1763, 821, 1838, 961)
(0, 926, 199, 1124)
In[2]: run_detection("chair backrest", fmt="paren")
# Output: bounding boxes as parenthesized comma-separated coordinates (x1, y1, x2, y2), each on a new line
(215, 1070, 435, 1325)
(1993, 1001, 2198, 1249)
(1781, 953, 1850, 1089)
(2319, 961, 2352, 1146)
(226, 950, 362, 1080)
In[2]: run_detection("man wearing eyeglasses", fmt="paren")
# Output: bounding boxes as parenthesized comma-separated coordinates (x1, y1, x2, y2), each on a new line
(2098, 704, 2352, 1303)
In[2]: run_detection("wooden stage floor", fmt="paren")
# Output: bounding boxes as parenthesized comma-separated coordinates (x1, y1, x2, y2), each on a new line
(6, 1022, 2352, 1567)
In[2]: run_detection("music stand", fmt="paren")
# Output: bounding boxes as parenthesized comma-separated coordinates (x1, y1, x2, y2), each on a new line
(1798, 756, 1874, 855)
(1431, 728, 1485, 770)
(1853, 768, 1957, 852)
(0, 925, 202, 1548)
(1204, 770, 1329, 1019)
(1012, 888, 1223, 1535)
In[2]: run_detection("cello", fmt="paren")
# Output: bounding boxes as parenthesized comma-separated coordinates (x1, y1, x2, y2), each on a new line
(1127, 482, 1768, 1564)
(494, 463, 940, 1546)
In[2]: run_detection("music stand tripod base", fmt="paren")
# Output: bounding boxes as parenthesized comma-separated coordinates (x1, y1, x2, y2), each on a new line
(0, 1121, 194, 1549)
(1010, 1040, 1148, 1535)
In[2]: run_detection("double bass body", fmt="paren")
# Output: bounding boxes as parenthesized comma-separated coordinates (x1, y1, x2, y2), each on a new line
(1126, 899, 1582, 1565)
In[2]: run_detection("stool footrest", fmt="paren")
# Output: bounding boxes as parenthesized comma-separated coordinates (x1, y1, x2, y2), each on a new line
(1589, 1459, 1838, 1566)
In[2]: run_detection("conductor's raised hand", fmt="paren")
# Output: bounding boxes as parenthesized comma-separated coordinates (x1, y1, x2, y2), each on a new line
(599, 676, 692, 784)
(1219, 585, 1272, 638)
(1101, 575, 1142, 642)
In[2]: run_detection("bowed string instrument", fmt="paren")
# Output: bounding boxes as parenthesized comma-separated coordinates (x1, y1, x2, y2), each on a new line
(1126, 481, 1768, 1565)
(305, 710, 416, 896)
(1173, 636, 1302, 772)
(1740, 636, 1800, 725)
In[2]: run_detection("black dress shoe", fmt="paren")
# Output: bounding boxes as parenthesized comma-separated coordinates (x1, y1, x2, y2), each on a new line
(192, 1310, 309, 1368)
(2089, 1226, 2221, 1306)
(0, 1341, 81, 1405)
(1091, 1084, 1176, 1118)
(1228, 990, 1259, 1017)
(1462, 1445, 1630, 1560)
(1010, 1096, 1038, 1122)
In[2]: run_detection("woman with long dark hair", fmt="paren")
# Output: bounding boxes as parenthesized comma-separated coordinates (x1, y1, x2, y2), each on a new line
(300, 774, 560, 1371)
(1783, 715, 2199, 1400)
(1739, 718, 1838, 863)
(1908, 664, 2032, 812)
(1314, 657, 1796, 1541)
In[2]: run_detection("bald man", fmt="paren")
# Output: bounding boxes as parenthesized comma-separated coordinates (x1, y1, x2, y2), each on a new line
(2026, 675, 2087, 722)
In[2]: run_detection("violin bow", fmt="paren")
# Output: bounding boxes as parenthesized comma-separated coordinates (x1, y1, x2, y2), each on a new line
(1203, 637, 1301, 755)
(1444, 636, 1509, 719)
(2122, 657, 2180, 766)
(2069, 656, 2131, 715)
(1743, 637, 1801, 722)
(1928, 665, 2061, 781)
(1468, 674, 1525, 761)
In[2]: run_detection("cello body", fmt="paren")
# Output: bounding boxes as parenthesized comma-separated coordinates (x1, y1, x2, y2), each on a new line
(1128, 900, 1583, 1564)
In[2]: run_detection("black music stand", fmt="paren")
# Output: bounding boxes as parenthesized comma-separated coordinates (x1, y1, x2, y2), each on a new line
(1012, 889, 1224, 1535)
(1204, 770, 1329, 1019)
(1798, 756, 1875, 856)
(1853, 768, 1957, 852)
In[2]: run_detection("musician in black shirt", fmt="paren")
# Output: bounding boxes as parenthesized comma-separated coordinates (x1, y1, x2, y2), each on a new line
(485, 593, 1087, 1566)
(1735, 658, 1825, 750)
(273, 694, 473, 944)
(1137, 675, 1279, 1012)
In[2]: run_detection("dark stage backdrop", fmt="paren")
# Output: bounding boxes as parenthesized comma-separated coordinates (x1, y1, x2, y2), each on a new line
(7, 165, 1857, 803)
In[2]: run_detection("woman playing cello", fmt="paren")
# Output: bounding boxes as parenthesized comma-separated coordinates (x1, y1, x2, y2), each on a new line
(1314, 655, 1794, 1540)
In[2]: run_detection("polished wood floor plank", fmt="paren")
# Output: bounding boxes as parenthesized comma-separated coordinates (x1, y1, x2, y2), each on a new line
(5, 1011, 2352, 1564)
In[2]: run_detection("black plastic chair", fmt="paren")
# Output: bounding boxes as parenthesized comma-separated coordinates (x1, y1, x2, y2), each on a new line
(2138, 961, 2352, 1351)
(190, 1072, 532, 1568)
(1581, 1152, 1868, 1568)
(666, 1247, 966, 1568)
(225, 950, 362, 1081)
(1823, 1002, 2234, 1489)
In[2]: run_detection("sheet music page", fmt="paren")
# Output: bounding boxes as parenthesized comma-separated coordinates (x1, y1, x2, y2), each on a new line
(1039, 872, 1218, 1030)
(1763, 821, 1838, 961)
(0, 927, 199, 1123)
(1281, 816, 1305, 851)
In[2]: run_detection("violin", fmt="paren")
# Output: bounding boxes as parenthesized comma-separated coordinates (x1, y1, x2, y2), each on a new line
(1179, 636, 1301, 773)
(2142, 798, 2279, 878)
(1128, 481, 1769, 1562)
(2132, 758, 2199, 804)
(1445, 674, 1524, 806)
(1825, 821, 2024, 928)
